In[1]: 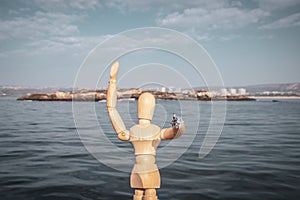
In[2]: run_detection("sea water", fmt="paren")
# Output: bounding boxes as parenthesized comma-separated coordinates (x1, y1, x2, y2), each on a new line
(0, 98, 300, 200)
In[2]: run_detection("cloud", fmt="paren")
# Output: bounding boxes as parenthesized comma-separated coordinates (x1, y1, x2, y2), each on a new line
(27, 35, 111, 55)
(258, 0, 300, 11)
(0, 11, 81, 41)
(4, 35, 111, 57)
(105, 0, 227, 12)
(220, 34, 241, 41)
(157, 7, 270, 30)
(260, 13, 300, 29)
(0, 9, 98, 58)
(34, 0, 100, 11)
(103, 0, 300, 13)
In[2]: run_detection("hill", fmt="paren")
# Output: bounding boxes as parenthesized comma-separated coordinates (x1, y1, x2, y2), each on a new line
(0, 86, 73, 97)
(244, 82, 300, 94)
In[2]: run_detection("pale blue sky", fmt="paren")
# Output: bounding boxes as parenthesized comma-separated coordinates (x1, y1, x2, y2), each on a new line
(0, 0, 299, 88)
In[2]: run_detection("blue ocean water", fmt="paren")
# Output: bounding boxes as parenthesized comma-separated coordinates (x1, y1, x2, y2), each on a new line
(0, 98, 300, 200)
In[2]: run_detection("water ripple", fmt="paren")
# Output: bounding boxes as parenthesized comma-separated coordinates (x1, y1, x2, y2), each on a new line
(0, 99, 300, 199)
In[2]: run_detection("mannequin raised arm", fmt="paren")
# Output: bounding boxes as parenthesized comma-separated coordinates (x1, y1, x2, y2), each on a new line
(106, 61, 130, 141)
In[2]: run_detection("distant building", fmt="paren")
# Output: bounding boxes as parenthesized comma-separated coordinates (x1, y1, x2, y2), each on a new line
(181, 89, 190, 94)
(220, 88, 228, 96)
(238, 88, 246, 95)
(229, 88, 237, 96)
(206, 91, 217, 98)
(161, 87, 166, 93)
(271, 91, 280, 95)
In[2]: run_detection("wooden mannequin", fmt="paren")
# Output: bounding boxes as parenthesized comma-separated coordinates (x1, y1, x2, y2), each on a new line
(106, 61, 185, 200)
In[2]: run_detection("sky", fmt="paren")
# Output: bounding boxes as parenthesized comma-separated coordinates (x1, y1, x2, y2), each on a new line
(0, 0, 300, 88)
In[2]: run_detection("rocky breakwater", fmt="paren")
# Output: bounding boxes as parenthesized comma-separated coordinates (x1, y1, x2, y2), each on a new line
(17, 89, 142, 101)
(17, 88, 256, 101)
(17, 89, 196, 101)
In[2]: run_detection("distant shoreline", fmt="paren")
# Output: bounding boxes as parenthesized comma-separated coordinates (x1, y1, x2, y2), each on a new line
(16, 89, 257, 101)
(251, 96, 300, 99)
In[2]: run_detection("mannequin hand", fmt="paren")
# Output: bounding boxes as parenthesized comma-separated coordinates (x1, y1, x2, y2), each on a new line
(170, 114, 184, 129)
(110, 61, 119, 80)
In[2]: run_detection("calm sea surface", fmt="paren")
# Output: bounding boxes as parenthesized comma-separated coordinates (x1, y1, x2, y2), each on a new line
(0, 98, 300, 200)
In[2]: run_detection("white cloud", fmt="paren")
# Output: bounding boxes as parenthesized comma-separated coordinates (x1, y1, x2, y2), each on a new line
(0, 11, 81, 41)
(220, 34, 241, 41)
(260, 13, 300, 29)
(8, 8, 31, 16)
(34, 0, 100, 11)
(105, 0, 227, 12)
(0, 9, 98, 59)
(0, 35, 111, 58)
(157, 7, 270, 30)
(230, 0, 243, 7)
(103, 0, 300, 13)
(0, 2, 112, 59)
(258, 0, 300, 11)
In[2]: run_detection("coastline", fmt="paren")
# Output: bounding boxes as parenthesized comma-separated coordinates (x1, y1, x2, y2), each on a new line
(16, 89, 257, 101)
(13, 89, 300, 102)
(251, 96, 300, 100)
